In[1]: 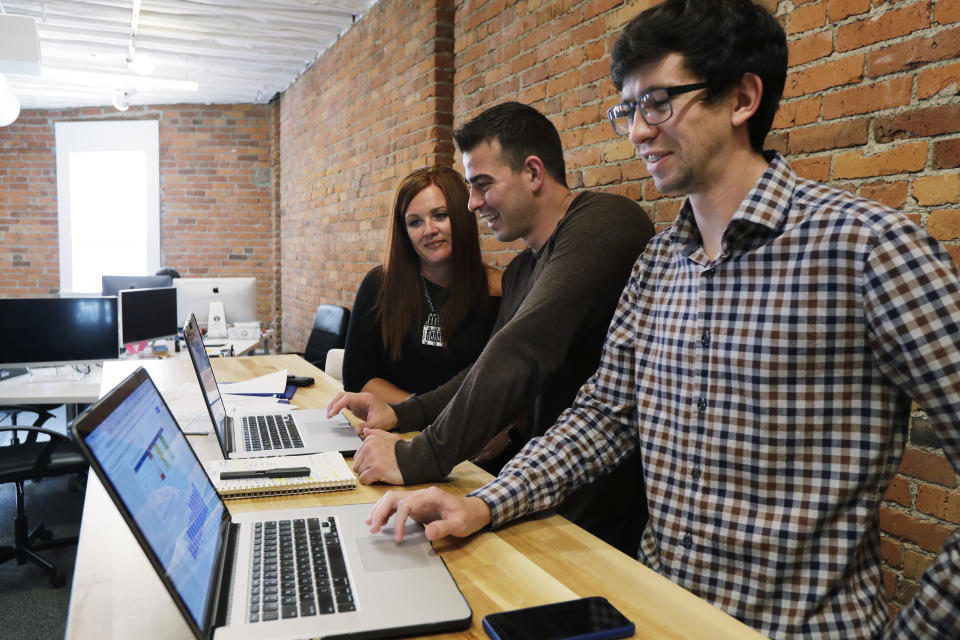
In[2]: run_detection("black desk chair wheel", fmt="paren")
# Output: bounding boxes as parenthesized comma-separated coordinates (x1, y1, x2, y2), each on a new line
(0, 406, 89, 587)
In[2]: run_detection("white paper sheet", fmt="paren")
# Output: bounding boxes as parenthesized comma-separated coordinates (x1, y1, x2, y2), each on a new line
(218, 369, 288, 394)
(163, 383, 215, 434)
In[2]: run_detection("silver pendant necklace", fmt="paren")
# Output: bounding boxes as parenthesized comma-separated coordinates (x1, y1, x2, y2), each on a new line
(420, 272, 444, 347)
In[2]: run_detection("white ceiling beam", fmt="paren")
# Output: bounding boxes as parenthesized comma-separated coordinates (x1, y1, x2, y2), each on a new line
(0, 0, 377, 108)
(36, 26, 339, 62)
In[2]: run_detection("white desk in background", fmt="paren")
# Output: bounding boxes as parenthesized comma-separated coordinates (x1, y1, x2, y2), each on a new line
(0, 365, 103, 406)
(0, 337, 267, 410)
(201, 337, 263, 357)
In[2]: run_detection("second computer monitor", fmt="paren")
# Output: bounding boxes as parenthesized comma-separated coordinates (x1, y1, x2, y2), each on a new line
(173, 277, 257, 327)
(119, 287, 179, 345)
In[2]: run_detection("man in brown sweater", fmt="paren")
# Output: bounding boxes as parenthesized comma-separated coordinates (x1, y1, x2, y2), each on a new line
(328, 101, 654, 553)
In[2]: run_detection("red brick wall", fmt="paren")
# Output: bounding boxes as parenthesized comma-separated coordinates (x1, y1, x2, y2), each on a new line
(0, 104, 279, 328)
(0, 111, 59, 295)
(278, 0, 457, 351)
(278, 0, 959, 621)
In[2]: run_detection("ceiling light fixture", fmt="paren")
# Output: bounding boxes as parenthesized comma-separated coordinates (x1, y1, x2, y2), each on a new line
(112, 87, 136, 112)
(0, 13, 42, 76)
(0, 73, 21, 126)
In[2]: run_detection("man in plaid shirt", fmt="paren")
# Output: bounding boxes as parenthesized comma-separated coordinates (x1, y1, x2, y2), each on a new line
(366, 1, 960, 637)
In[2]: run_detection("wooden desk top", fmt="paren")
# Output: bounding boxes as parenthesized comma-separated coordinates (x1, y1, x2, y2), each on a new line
(66, 354, 766, 640)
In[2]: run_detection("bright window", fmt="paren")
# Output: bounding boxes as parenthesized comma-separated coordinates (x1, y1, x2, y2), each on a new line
(55, 121, 160, 294)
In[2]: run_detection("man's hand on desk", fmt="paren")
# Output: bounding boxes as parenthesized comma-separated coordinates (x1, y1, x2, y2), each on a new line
(326, 391, 398, 435)
(368, 487, 492, 542)
(353, 429, 404, 484)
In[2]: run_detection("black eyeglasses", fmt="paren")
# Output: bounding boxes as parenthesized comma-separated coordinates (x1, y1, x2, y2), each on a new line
(606, 82, 709, 135)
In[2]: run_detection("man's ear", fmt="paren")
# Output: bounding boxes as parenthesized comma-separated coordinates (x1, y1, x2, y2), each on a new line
(523, 155, 547, 192)
(731, 72, 763, 128)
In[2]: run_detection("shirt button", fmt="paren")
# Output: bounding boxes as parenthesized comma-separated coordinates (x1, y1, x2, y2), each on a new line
(700, 331, 710, 347)
(702, 267, 716, 278)
(697, 398, 707, 412)
(692, 467, 702, 480)
(682, 533, 693, 548)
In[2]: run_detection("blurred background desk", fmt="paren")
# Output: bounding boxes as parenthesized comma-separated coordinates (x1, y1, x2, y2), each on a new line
(0, 366, 103, 425)
(0, 336, 270, 414)
(125, 333, 270, 360)
(65, 354, 766, 640)
(0, 368, 102, 406)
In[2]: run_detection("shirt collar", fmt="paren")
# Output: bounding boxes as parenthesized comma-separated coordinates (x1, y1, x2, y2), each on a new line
(667, 151, 796, 257)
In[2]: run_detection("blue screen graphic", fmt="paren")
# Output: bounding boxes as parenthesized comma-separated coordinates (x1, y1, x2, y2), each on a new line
(85, 378, 225, 628)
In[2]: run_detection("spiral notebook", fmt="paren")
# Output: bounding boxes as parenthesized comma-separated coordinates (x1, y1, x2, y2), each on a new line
(205, 451, 357, 499)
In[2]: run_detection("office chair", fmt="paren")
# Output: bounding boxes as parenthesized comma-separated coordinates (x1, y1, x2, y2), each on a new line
(302, 304, 350, 371)
(0, 406, 89, 587)
(324, 348, 345, 381)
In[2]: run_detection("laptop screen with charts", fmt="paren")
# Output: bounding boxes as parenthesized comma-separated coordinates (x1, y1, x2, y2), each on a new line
(181, 313, 362, 459)
(72, 367, 473, 640)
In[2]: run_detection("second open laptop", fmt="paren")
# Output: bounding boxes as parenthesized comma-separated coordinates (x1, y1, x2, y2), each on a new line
(182, 312, 362, 459)
(72, 367, 472, 640)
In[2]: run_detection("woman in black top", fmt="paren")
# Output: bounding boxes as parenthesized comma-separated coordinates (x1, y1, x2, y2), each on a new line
(343, 166, 500, 403)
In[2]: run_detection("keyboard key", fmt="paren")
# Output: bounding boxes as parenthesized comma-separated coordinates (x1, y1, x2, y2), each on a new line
(327, 547, 347, 579)
(318, 594, 335, 614)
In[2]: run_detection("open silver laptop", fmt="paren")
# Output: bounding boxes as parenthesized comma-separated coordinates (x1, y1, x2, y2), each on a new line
(182, 313, 362, 459)
(72, 367, 472, 640)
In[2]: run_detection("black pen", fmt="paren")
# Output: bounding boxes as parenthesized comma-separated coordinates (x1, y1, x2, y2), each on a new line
(220, 467, 311, 480)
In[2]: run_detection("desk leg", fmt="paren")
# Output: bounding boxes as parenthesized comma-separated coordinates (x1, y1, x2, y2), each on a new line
(66, 403, 87, 425)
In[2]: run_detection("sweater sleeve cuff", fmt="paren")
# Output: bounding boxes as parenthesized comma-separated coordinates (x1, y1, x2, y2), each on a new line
(395, 432, 445, 485)
(390, 395, 427, 431)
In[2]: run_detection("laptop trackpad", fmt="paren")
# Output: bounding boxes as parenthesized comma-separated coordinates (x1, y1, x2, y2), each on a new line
(297, 411, 355, 433)
(356, 523, 431, 572)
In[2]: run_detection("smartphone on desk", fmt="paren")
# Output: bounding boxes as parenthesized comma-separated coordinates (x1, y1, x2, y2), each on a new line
(482, 596, 634, 640)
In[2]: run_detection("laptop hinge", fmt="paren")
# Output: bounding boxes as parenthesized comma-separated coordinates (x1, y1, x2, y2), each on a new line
(224, 415, 236, 454)
(211, 522, 240, 633)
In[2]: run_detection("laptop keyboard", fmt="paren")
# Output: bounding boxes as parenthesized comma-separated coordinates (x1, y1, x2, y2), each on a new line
(240, 414, 304, 451)
(249, 517, 355, 623)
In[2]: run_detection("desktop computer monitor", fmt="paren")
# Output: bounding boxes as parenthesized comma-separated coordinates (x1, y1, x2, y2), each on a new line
(173, 277, 257, 327)
(119, 287, 178, 345)
(102, 274, 173, 297)
(0, 297, 120, 368)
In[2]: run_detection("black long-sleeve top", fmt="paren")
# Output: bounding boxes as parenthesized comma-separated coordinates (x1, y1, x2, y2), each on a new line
(342, 266, 499, 395)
